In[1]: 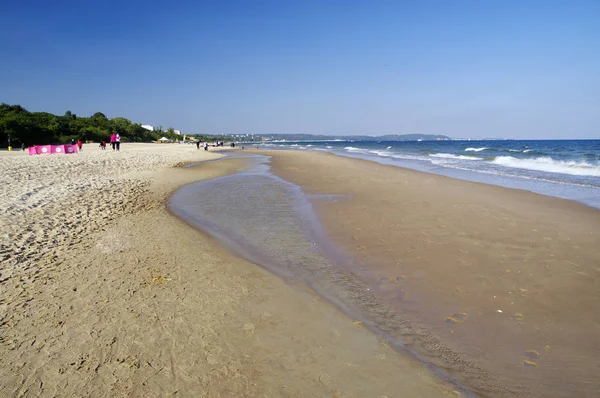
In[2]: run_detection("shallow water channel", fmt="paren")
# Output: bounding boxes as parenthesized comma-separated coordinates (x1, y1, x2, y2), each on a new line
(169, 154, 476, 396)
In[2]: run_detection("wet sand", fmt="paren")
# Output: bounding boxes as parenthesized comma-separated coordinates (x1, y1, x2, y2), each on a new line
(0, 145, 457, 397)
(267, 150, 600, 398)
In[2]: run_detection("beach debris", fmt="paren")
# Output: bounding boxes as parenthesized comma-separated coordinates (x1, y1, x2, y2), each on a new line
(497, 309, 503, 313)
(524, 350, 540, 359)
(152, 275, 171, 283)
(545, 345, 550, 355)
(523, 359, 538, 367)
(353, 320, 362, 326)
(505, 269, 512, 273)
(394, 275, 407, 283)
(446, 313, 468, 324)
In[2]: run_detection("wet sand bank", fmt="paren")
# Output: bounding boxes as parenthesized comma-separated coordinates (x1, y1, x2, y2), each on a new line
(267, 150, 600, 398)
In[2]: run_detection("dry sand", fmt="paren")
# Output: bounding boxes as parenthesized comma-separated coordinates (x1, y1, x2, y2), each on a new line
(0, 144, 457, 397)
(268, 150, 600, 398)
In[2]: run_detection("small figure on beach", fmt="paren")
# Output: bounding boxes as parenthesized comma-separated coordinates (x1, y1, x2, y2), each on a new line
(99, 140, 106, 150)
(77, 139, 83, 151)
(21, 142, 25, 151)
(231, 142, 235, 148)
(71, 139, 75, 145)
(204, 142, 208, 151)
(115, 133, 121, 151)
(110, 132, 116, 150)
(196, 141, 200, 150)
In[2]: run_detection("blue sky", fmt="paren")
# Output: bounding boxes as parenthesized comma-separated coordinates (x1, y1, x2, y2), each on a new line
(1, 0, 599, 139)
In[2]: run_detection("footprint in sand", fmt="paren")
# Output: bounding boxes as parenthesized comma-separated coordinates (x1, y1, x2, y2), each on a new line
(445, 313, 468, 324)
(522, 349, 540, 367)
(242, 323, 255, 335)
(510, 313, 525, 324)
(524, 350, 540, 359)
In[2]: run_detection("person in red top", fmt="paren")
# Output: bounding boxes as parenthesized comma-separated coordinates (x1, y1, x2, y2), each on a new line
(110, 133, 117, 151)
(77, 139, 83, 151)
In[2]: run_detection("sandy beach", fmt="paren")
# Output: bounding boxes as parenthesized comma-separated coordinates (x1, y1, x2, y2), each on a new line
(267, 150, 600, 397)
(0, 144, 457, 397)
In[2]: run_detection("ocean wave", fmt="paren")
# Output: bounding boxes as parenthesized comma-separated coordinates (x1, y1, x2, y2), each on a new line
(465, 147, 488, 152)
(523, 149, 533, 153)
(386, 146, 392, 149)
(493, 156, 600, 177)
(430, 153, 483, 160)
(430, 162, 600, 189)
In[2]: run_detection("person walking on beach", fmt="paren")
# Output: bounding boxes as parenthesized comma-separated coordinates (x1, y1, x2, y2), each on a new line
(110, 132, 116, 150)
(196, 141, 200, 150)
(204, 142, 208, 151)
(77, 139, 83, 151)
(21, 142, 25, 151)
(115, 133, 121, 151)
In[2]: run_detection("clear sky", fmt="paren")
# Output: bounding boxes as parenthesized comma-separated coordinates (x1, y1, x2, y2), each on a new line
(1, 0, 599, 139)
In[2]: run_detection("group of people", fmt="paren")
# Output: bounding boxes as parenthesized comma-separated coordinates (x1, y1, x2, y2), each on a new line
(98, 133, 121, 151)
(71, 139, 84, 151)
(109, 132, 121, 151)
(196, 141, 209, 151)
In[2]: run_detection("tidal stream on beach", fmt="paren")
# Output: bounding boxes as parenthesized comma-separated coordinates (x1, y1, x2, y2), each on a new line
(170, 154, 531, 397)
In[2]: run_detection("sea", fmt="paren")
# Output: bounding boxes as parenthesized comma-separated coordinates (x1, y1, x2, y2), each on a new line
(258, 139, 600, 209)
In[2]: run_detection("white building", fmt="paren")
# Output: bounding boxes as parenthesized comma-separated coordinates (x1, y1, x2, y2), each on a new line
(141, 125, 154, 131)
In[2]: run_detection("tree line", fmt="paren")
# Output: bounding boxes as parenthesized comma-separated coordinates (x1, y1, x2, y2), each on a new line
(0, 104, 197, 147)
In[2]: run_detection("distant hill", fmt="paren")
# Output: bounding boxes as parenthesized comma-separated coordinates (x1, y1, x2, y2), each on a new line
(374, 134, 451, 141)
(233, 133, 451, 142)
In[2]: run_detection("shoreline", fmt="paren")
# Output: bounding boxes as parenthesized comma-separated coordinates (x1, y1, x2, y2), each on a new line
(0, 145, 457, 397)
(265, 149, 600, 397)
(258, 140, 600, 210)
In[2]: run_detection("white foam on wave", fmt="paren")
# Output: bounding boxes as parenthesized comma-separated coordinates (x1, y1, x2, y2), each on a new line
(465, 147, 488, 152)
(493, 156, 600, 177)
(391, 153, 428, 161)
(386, 146, 392, 149)
(326, 146, 332, 149)
(344, 146, 363, 152)
(344, 146, 426, 161)
(508, 149, 521, 152)
(430, 153, 483, 160)
(523, 149, 533, 153)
